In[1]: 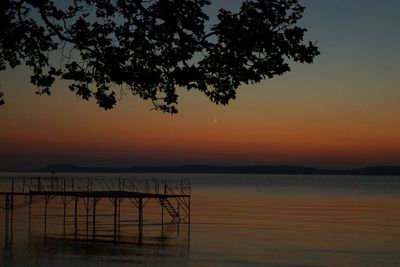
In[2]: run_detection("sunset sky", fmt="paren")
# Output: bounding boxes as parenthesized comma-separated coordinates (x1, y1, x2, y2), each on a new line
(1, 0, 400, 171)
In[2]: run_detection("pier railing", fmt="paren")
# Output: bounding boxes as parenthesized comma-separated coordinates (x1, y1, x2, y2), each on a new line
(0, 177, 191, 196)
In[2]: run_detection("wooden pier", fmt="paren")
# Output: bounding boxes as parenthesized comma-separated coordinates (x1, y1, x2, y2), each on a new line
(0, 177, 191, 245)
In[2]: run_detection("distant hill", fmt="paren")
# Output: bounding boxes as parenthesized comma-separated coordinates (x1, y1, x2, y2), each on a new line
(34, 164, 400, 176)
(348, 166, 400, 176)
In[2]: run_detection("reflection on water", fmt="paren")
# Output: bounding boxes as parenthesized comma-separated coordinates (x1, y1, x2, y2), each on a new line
(1, 173, 400, 267)
(2, 236, 190, 267)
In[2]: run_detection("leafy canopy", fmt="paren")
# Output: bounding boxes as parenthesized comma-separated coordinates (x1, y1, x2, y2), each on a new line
(0, 0, 319, 113)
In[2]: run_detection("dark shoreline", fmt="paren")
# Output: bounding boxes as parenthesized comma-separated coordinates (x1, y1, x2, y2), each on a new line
(23, 164, 400, 176)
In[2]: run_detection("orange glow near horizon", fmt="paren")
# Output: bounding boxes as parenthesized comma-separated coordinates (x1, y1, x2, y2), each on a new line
(1, 0, 400, 171)
(1, 80, 399, 170)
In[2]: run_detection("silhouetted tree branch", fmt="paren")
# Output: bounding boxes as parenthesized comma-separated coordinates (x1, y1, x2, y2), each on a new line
(0, 0, 319, 113)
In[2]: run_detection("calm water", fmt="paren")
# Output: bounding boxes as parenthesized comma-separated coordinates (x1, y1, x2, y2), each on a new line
(1, 173, 400, 267)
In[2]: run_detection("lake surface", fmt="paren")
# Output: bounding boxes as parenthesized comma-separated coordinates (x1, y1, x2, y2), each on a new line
(1, 173, 400, 267)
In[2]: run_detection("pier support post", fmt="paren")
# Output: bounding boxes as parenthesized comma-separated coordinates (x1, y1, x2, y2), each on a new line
(177, 202, 180, 236)
(4, 193, 13, 247)
(63, 198, 67, 237)
(44, 196, 48, 237)
(86, 197, 89, 241)
(161, 198, 164, 238)
(10, 194, 14, 233)
(10, 179, 14, 234)
(5, 194, 10, 237)
(92, 197, 96, 241)
(74, 196, 78, 240)
(63, 179, 67, 237)
(86, 179, 90, 241)
(28, 195, 32, 231)
(118, 197, 121, 240)
(188, 196, 191, 245)
(113, 197, 118, 243)
(138, 197, 143, 245)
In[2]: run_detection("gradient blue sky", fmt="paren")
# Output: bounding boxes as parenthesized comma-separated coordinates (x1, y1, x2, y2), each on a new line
(0, 0, 399, 170)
